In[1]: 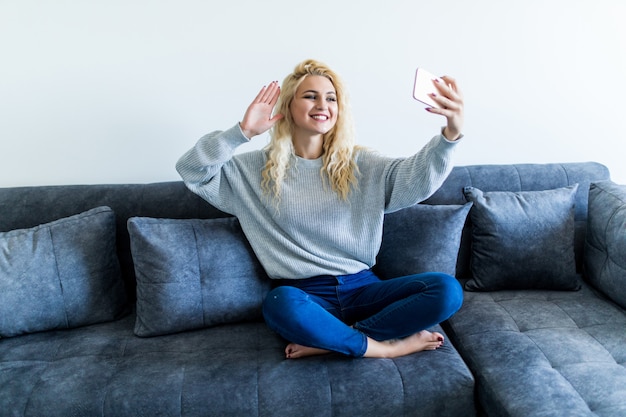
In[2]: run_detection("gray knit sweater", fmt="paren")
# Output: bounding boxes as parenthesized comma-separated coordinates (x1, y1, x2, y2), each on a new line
(176, 124, 459, 280)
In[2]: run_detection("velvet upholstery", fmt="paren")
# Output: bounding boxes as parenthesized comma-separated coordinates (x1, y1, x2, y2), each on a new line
(0, 182, 227, 301)
(463, 185, 580, 291)
(446, 284, 626, 417)
(0, 318, 471, 417)
(128, 216, 271, 336)
(585, 180, 626, 310)
(0, 206, 127, 337)
(1, 161, 619, 417)
(375, 203, 472, 278)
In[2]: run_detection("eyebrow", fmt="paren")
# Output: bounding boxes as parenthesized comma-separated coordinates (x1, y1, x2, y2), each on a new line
(302, 89, 337, 95)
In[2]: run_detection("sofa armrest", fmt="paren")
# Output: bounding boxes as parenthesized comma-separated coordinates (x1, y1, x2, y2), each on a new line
(584, 180, 626, 309)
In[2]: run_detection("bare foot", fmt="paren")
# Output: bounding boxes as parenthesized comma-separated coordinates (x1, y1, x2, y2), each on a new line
(364, 330, 444, 358)
(283, 330, 444, 359)
(285, 343, 331, 359)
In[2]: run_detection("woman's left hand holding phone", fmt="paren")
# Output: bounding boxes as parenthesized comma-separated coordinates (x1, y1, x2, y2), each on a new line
(427, 77, 464, 141)
(239, 81, 284, 140)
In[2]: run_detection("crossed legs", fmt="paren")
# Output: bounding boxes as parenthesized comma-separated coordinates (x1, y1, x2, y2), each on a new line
(262, 271, 463, 359)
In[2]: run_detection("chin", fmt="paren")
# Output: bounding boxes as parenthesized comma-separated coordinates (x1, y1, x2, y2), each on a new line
(319, 124, 336, 135)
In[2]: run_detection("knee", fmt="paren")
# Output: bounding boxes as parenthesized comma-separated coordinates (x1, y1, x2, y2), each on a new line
(262, 286, 305, 322)
(432, 273, 464, 318)
(263, 286, 315, 338)
(263, 286, 289, 318)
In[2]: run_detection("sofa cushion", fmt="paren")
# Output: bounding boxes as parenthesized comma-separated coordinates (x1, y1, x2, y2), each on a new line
(463, 185, 580, 291)
(0, 315, 476, 417)
(446, 283, 626, 417)
(376, 203, 472, 279)
(128, 216, 271, 337)
(0, 206, 127, 338)
(585, 180, 626, 309)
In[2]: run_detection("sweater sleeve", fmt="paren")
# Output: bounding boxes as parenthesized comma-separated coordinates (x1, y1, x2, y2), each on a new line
(382, 133, 459, 213)
(175, 124, 249, 213)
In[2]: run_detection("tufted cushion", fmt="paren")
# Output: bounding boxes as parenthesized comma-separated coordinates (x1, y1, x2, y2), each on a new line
(128, 216, 271, 337)
(584, 180, 626, 309)
(376, 203, 472, 279)
(446, 285, 626, 416)
(0, 315, 475, 417)
(0, 206, 127, 338)
(463, 186, 580, 291)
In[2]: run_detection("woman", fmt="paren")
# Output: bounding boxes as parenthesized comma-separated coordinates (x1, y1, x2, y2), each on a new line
(177, 59, 465, 359)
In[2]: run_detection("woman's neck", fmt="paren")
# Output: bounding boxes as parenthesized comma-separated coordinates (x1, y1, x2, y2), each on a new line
(292, 135, 324, 159)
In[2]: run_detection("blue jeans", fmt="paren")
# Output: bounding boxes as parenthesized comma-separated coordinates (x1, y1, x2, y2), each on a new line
(262, 269, 463, 357)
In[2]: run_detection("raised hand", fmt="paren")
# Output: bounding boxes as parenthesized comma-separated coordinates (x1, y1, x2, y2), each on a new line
(426, 76, 464, 141)
(239, 81, 284, 139)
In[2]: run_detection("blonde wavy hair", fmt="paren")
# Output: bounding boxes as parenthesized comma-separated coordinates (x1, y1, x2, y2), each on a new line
(261, 59, 359, 201)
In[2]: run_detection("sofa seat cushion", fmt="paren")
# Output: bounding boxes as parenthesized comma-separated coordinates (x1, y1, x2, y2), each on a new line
(0, 206, 127, 338)
(445, 283, 626, 417)
(0, 314, 475, 417)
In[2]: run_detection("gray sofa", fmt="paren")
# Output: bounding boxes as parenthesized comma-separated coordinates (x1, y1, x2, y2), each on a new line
(1, 162, 625, 417)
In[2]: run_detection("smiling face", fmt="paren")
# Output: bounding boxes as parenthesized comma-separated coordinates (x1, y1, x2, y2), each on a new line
(289, 75, 338, 141)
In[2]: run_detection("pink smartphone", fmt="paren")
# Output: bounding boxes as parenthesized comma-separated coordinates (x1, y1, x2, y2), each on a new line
(413, 68, 443, 108)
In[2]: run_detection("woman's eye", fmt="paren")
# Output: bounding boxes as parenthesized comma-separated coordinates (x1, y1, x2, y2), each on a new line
(327, 97, 337, 102)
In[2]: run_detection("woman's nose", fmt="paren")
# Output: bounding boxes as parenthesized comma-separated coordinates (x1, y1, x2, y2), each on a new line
(315, 99, 327, 109)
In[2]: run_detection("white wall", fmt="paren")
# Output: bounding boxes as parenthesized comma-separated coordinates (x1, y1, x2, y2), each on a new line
(1, 0, 625, 187)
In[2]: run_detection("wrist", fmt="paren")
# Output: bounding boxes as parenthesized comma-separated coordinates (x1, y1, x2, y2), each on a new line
(443, 126, 462, 141)
(238, 122, 254, 141)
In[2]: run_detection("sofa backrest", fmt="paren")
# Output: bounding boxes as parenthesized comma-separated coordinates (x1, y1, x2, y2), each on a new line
(0, 182, 226, 299)
(0, 162, 610, 299)
(423, 162, 610, 279)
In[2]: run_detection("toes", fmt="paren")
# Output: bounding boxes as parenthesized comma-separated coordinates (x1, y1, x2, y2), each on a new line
(285, 344, 296, 358)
